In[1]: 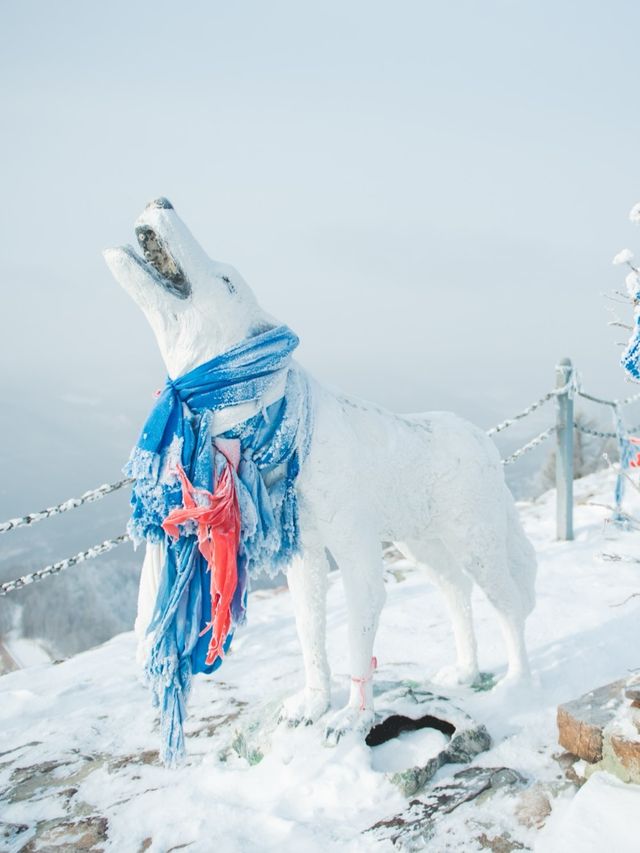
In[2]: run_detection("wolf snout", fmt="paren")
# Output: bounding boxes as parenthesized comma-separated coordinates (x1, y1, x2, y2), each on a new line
(146, 197, 174, 211)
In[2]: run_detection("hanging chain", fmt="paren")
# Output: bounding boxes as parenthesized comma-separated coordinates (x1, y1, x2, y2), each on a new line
(0, 478, 134, 535)
(0, 535, 132, 596)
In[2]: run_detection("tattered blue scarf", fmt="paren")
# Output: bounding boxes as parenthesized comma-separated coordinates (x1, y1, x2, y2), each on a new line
(125, 325, 313, 765)
(622, 314, 640, 382)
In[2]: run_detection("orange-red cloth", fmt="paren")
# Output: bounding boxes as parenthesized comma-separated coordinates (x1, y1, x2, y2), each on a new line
(162, 461, 241, 666)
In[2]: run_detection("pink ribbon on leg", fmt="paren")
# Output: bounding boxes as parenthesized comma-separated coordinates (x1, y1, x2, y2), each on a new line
(351, 656, 378, 711)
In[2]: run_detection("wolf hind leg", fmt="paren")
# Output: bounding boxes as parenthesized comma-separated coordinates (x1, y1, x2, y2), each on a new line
(448, 527, 531, 683)
(396, 538, 479, 687)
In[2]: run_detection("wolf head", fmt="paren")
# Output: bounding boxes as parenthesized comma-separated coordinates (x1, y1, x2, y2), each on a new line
(104, 198, 275, 379)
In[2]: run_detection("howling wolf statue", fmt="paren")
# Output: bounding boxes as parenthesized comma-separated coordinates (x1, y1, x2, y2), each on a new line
(104, 198, 537, 765)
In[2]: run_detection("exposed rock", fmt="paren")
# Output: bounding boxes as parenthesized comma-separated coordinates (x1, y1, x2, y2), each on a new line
(21, 816, 108, 852)
(108, 750, 160, 771)
(476, 831, 526, 852)
(367, 766, 526, 848)
(0, 821, 35, 851)
(1, 749, 170, 851)
(514, 783, 552, 829)
(0, 741, 41, 760)
(557, 679, 626, 762)
(587, 722, 640, 784)
(6, 758, 77, 803)
(5, 755, 105, 804)
(186, 703, 246, 741)
(609, 731, 640, 777)
(557, 677, 640, 784)
(552, 751, 585, 788)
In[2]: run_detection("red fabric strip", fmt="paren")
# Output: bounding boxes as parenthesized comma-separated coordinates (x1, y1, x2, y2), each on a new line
(162, 459, 241, 666)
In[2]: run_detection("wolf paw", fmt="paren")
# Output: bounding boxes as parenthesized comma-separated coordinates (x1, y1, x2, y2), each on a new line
(323, 706, 375, 747)
(278, 687, 330, 728)
(496, 667, 532, 689)
(432, 664, 480, 688)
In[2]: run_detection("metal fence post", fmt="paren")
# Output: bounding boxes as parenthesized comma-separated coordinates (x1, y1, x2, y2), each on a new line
(556, 357, 574, 540)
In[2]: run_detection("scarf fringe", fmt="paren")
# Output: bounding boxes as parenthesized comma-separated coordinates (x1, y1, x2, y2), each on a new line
(147, 650, 192, 768)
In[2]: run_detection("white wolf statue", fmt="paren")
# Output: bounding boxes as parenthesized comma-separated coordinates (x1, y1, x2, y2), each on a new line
(104, 198, 536, 762)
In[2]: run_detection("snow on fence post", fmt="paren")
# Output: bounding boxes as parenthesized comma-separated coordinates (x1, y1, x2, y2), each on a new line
(556, 357, 574, 541)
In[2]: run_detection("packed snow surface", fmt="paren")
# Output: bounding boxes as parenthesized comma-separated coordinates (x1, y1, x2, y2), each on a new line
(2, 467, 640, 851)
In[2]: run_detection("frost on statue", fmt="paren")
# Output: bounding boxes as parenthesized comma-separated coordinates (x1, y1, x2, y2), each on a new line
(104, 198, 537, 764)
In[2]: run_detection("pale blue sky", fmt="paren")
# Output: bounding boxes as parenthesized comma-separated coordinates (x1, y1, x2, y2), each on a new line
(2, 0, 640, 521)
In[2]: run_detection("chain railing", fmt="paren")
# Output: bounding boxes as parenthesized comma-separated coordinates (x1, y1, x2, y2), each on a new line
(2, 357, 639, 596)
(0, 479, 134, 535)
(501, 426, 556, 466)
(486, 390, 558, 437)
(0, 535, 131, 595)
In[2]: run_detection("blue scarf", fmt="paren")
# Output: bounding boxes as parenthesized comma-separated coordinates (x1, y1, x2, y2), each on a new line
(622, 322, 640, 382)
(126, 325, 313, 765)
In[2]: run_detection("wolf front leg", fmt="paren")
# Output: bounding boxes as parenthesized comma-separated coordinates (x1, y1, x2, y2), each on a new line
(280, 542, 331, 726)
(323, 529, 386, 746)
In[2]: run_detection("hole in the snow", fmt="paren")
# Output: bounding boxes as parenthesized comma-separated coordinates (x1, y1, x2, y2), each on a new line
(366, 713, 456, 747)
(366, 714, 455, 773)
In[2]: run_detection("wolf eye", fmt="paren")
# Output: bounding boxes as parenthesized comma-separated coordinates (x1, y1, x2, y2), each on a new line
(221, 275, 236, 294)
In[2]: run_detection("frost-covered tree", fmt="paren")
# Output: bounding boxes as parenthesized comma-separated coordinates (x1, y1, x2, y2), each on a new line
(604, 201, 640, 527)
(614, 202, 640, 381)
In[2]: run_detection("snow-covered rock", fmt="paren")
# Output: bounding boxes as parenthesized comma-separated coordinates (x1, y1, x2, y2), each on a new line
(229, 680, 491, 798)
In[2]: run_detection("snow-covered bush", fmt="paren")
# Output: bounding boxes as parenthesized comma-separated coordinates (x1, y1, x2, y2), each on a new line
(537, 408, 618, 495)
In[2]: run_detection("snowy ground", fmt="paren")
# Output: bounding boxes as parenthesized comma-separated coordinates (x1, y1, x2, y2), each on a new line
(2, 468, 640, 852)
